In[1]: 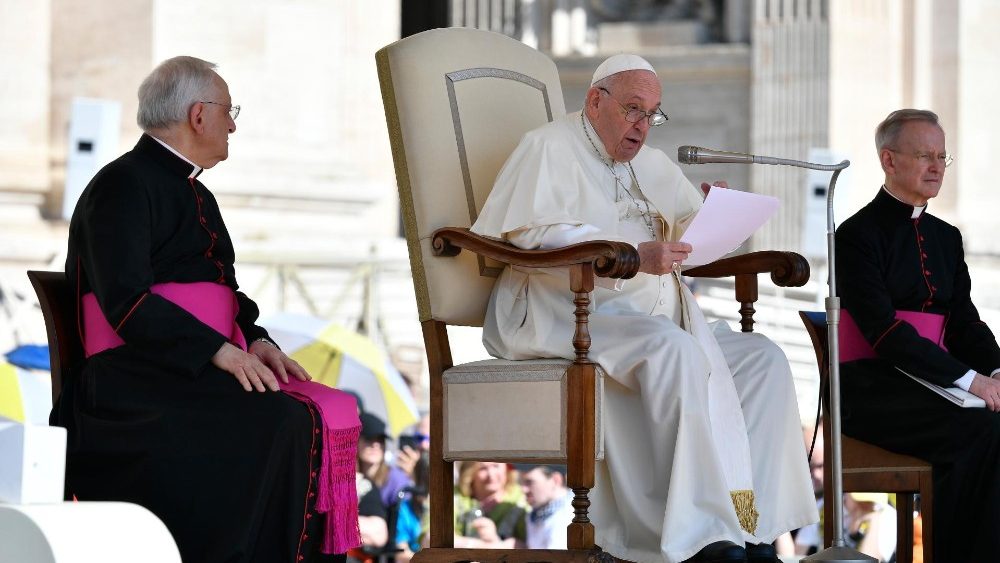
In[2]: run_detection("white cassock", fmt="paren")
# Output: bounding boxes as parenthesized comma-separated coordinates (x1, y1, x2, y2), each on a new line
(471, 111, 818, 563)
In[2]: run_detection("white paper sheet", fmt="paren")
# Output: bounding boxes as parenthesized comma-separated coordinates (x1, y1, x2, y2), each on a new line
(679, 188, 780, 266)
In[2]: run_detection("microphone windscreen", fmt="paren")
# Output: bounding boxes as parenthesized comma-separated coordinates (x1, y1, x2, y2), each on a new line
(677, 146, 700, 164)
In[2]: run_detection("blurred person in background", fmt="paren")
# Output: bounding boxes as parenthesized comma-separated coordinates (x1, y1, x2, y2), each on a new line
(844, 493, 896, 562)
(453, 461, 527, 548)
(518, 465, 575, 550)
(357, 411, 413, 512)
(394, 448, 430, 562)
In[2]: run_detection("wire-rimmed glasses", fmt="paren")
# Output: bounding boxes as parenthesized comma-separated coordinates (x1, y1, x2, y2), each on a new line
(201, 101, 240, 121)
(598, 87, 668, 127)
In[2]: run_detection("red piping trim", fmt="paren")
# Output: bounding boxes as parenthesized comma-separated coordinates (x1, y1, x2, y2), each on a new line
(872, 319, 903, 350)
(114, 293, 149, 333)
(913, 219, 934, 311)
(187, 178, 224, 281)
(75, 257, 85, 347)
(295, 401, 320, 559)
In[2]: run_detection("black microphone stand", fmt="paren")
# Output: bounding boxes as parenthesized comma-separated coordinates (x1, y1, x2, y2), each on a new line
(681, 152, 871, 562)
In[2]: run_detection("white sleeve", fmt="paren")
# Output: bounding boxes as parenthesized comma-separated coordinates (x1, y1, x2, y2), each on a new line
(954, 370, 976, 391)
(507, 224, 626, 291)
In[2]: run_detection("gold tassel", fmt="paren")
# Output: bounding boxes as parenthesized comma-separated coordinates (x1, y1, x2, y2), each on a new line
(731, 489, 759, 535)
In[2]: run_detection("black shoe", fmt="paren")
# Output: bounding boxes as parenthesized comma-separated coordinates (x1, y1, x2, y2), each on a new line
(682, 540, 747, 563)
(745, 542, 779, 563)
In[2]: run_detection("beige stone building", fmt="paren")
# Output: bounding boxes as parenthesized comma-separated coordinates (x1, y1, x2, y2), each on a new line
(4, 0, 1000, 417)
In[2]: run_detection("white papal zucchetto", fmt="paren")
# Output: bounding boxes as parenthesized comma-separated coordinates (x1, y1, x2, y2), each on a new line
(590, 54, 657, 86)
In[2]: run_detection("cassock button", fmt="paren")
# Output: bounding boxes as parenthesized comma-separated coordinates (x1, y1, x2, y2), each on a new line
(925, 270, 932, 275)
(206, 251, 213, 258)
(306, 513, 313, 519)
(211, 232, 218, 240)
(200, 217, 207, 225)
(922, 253, 928, 259)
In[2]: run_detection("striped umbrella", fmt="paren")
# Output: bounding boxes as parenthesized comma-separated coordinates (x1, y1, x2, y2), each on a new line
(261, 313, 419, 436)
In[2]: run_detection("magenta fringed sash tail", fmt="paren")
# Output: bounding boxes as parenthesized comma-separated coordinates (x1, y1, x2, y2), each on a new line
(81, 282, 362, 554)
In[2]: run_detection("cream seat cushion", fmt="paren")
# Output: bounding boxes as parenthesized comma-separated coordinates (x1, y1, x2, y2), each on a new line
(443, 359, 605, 462)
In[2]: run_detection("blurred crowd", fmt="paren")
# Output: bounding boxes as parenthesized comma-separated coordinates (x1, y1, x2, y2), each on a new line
(347, 402, 927, 563)
(346, 403, 575, 563)
(774, 420, 918, 563)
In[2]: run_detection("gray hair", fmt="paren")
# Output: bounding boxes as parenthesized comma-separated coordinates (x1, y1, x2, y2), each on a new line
(875, 109, 941, 151)
(592, 72, 624, 93)
(137, 56, 219, 131)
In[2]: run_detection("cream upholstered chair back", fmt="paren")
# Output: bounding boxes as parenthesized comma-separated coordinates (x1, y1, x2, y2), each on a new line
(377, 28, 565, 326)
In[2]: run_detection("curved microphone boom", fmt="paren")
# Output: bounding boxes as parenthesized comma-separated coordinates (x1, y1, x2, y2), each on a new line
(678, 143, 867, 561)
(677, 145, 849, 171)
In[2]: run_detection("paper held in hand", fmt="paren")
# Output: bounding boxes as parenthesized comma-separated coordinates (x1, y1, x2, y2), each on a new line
(679, 188, 780, 266)
(900, 369, 986, 408)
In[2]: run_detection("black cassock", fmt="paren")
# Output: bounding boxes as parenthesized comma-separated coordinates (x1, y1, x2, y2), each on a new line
(837, 187, 1000, 562)
(57, 134, 342, 563)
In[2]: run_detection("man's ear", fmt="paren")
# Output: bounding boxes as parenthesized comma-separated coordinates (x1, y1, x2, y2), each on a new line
(552, 471, 564, 487)
(879, 148, 895, 175)
(189, 102, 206, 134)
(584, 87, 600, 117)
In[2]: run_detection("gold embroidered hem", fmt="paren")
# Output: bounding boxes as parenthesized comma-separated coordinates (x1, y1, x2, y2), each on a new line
(731, 489, 759, 535)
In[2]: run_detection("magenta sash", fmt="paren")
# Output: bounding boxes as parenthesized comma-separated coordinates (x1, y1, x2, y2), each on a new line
(80, 282, 362, 554)
(82, 282, 247, 357)
(840, 309, 947, 362)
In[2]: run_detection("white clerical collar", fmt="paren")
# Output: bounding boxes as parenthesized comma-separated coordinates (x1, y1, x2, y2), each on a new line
(149, 134, 203, 178)
(579, 112, 615, 164)
(881, 184, 926, 218)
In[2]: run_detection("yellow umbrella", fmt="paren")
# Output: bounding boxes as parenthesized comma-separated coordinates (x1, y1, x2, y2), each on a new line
(262, 313, 419, 436)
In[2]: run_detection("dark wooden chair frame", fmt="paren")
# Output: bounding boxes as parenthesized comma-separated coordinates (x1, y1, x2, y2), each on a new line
(799, 311, 933, 563)
(413, 227, 809, 563)
(27, 270, 82, 404)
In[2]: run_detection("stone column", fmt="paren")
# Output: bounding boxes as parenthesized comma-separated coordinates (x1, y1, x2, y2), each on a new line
(0, 0, 51, 218)
(750, 0, 829, 252)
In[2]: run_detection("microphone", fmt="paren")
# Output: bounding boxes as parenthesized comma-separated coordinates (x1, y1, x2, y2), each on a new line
(677, 145, 849, 171)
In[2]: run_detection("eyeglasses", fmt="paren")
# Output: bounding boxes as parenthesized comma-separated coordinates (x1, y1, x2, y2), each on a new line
(886, 149, 953, 168)
(201, 101, 240, 121)
(598, 87, 668, 127)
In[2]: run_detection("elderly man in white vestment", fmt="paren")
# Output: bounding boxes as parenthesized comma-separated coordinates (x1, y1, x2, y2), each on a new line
(470, 55, 818, 563)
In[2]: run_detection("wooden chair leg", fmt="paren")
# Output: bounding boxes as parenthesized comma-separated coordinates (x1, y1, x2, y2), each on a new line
(823, 494, 835, 549)
(920, 474, 933, 563)
(895, 493, 914, 563)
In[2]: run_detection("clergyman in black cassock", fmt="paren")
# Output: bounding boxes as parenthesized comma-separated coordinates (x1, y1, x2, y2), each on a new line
(55, 56, 354, 563)
(836, 109, 1000, 562)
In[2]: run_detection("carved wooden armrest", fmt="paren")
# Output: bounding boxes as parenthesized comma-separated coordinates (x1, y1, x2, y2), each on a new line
(684, 250, 810, 287)
(684, 251, 810, 333)
(431, 227, 640, 280)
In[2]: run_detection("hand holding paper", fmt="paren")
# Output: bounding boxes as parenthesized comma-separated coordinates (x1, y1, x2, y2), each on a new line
(679, 188, 780, 266)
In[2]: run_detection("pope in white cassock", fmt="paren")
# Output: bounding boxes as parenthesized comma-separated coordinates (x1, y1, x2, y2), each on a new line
(470, 55, 818, 563)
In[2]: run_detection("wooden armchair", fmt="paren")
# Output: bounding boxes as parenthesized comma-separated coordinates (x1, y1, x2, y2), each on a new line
(377, 27, 809, 562)
(799, 311, 932, 563)
(27, 270, 81, 405)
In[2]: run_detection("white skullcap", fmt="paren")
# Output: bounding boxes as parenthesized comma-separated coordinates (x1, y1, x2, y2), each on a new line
(590, 54, 657, 86)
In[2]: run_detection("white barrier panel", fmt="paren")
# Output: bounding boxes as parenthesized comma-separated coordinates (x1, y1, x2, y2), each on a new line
(0, 502, 181, 563)
(0, 423, 66, 504)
